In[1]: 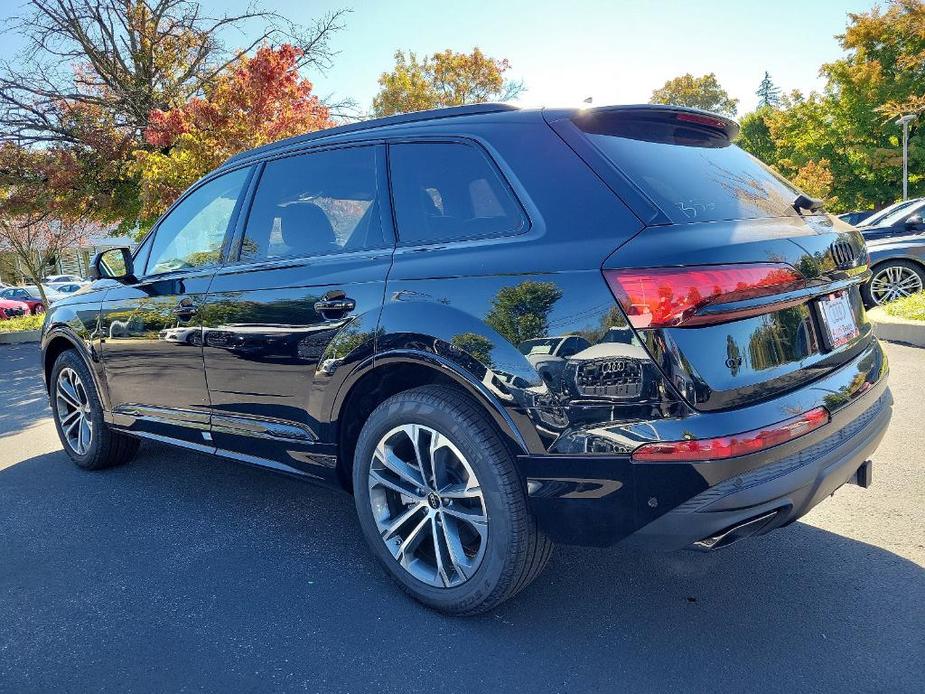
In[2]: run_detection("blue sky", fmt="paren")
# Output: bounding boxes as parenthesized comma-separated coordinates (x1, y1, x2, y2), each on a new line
(1, 0, 876, 115)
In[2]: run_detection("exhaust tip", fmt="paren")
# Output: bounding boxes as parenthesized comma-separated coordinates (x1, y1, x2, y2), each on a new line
(691, 510, 779, 552)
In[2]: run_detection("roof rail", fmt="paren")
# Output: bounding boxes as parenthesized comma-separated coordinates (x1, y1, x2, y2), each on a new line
(222, 103, 520, 166)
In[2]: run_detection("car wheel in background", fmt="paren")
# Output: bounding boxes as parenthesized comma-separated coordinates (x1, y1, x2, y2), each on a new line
(863, 260, 925, 306)
(50, 349, 139, 470)
(353, 385, 552, 615)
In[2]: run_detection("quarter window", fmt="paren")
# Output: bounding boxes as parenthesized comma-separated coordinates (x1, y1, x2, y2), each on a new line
(241, 146, 385, 262)
(389, 142, 527, 245)
(145, 167, 250, 276)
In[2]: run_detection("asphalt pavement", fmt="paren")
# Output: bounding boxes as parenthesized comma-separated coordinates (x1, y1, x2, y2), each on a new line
(0, 341, 923, 693)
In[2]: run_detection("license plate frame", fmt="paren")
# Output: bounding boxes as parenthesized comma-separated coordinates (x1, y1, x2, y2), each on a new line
(816, 291, 859, 350)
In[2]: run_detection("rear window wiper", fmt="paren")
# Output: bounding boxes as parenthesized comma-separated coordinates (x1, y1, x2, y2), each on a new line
(792, 193, 825, 215)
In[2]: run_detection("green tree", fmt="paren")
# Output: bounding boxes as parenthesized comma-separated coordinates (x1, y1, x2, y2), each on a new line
(755, 71, 782, 108)
(372, 48, 524, 117)
(649, 73, 738, 117)
(736, 108, 778, 164)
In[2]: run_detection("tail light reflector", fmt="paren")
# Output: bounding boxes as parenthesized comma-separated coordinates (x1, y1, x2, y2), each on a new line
(603, 263, 803, 329)
(631, 407, 830, 462)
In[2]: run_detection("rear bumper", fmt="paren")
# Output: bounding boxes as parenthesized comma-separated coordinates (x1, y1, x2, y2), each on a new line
(519, 374, 892, 548)
(625, 389, 891, 550)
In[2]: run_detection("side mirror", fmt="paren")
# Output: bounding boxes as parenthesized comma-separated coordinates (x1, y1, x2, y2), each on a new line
(905, 214, 924, 231)
(89, 247, 134, 281)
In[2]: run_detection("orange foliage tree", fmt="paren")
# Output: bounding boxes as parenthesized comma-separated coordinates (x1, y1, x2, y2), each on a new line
(135, 45, 333, 219)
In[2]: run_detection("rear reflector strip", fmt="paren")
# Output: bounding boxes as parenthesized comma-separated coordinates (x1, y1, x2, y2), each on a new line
(631, 407, 830, 462)
(603, 263, 803, 329)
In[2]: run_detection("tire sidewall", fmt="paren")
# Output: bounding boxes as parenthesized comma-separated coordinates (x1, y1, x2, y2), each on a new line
(353, 393, 520, 611)
(50, 351, 106, 468)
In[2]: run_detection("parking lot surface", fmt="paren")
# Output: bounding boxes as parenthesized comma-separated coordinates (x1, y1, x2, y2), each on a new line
(1, 341, 923, 693)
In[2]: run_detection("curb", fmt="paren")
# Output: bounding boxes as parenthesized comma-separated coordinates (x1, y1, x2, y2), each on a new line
(0, 330, 41, 345)
(868, 307, 925, 348)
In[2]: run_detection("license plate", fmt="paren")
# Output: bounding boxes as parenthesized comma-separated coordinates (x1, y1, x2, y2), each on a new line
(818, 291, 859, 349)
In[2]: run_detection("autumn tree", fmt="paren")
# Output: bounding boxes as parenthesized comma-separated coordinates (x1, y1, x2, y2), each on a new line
(134, 44, 333, 219)
(372, 48, 524, 117)
(0, 1, 346, 233)
(756, 72, 781, 108)
(649, 73, 738, 117)
(737, 0, 924, 210)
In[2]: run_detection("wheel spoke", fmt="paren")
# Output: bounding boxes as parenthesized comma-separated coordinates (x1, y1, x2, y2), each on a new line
(442, 504, 488, 532)
(57, 381, 81, 408)
(394, 513, 431, 561)
(378, 502, 426, 541)
(439, 513, 471, 581)
(79, 418, 92, 454)
(406, 424, 436, 490)
(431, 517, 452, 587)
(369, 468, 422, 499)
(60, 409, 81, 427)
(439, 482, 482, 499)
(375, 442, 425, 489)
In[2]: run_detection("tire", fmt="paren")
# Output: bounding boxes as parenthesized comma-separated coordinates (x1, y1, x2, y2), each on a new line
(862, 259, 925, 307)
(50, 349, 139, 470)
(353, 385, 552, 615)
(33, 304, 45, 315)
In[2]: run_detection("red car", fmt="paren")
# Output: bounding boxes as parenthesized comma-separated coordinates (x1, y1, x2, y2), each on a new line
(0, 298, 29, 320)
(0, 287, 45, 314)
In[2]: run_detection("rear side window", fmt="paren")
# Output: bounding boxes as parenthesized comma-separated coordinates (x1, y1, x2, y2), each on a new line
(577, 112, 803, 224)
(241, 146, 386, 262)
(389, 142, 527, 245)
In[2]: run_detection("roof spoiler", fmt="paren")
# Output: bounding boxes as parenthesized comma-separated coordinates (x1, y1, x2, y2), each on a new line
(571, 104, 740, 140)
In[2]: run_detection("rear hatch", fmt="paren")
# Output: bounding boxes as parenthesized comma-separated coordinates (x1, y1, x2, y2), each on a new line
(565, 106, 874, 411)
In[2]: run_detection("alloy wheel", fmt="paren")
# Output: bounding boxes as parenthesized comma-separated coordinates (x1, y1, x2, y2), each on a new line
(870, 265, 924, 304)
(367, 424, 488, 588)
(56, 367, 93, 455)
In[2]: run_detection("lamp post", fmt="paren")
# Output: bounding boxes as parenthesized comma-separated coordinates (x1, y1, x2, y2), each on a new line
(896, 114, 916, 201)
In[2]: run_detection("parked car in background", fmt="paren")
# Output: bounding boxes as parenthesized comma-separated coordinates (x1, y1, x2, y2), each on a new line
(838, 210, 875, 226)
(857, 198, 922, 230)
(48, 282, 87, 295)
(43, 274, 84, 284)
(0, 287, 48, 314)
(0, 297, 29, 320)
(41, 103, 891, 614)
(858, 200, 925, 305)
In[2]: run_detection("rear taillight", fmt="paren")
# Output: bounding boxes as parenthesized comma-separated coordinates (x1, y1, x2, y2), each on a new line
(631, 406, 829, 462)
(603, 263, 803, 329)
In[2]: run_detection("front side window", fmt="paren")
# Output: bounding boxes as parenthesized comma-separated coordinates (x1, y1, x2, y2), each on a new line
(241, 146, 385, 262)
(145, 167, 250, 276)
(389, 142, 527, 245)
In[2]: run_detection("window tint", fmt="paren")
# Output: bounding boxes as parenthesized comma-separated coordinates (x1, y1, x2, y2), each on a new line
(389, 143, 527, 245)
(146, 167, 249, 276)
(579, 115, 803, 224)
(241, 146, 384, 262)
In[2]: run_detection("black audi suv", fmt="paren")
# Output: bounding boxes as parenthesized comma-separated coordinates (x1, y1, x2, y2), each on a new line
(41, 103, 892, 614)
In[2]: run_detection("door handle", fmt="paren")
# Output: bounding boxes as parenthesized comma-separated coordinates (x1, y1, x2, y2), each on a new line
(173, 302, 199, 319)
(314, 291, 356, 316)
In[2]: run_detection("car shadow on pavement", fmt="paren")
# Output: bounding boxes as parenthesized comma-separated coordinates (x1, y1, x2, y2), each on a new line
(1, 442, 922, 692)
(0, 345, 49, 439)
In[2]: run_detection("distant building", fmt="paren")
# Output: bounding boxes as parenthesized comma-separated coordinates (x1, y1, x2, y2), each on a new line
(0, 234, 137, 284)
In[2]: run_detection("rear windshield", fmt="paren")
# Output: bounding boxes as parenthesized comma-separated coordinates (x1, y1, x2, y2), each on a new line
(578, 115, 803, 224)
